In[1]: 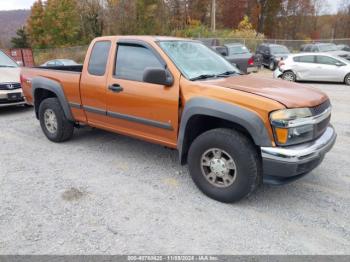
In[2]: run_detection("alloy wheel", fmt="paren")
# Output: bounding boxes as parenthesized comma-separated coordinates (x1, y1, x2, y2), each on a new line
(200, 148, 237, 188)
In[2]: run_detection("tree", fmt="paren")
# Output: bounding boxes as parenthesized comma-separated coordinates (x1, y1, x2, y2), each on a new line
(27, 0, 47, 48)
(11, 27, 30, 48)
(44, 0, 80, 46)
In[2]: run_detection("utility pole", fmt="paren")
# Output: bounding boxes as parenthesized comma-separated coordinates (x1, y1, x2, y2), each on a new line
(211, 0, 216, 32)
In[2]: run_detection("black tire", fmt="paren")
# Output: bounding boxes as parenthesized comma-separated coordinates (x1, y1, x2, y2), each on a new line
(269, 60, 276, 70)
(282, 71, 296, 82)
(38, 97, 74, 142)
(187, 128, 261, 203)
(345, 74, 350, 85)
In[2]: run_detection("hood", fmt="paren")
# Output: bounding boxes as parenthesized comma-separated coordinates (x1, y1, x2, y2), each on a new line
(0, 67, 20, 83)
(202, 75, 328, 108)
(328, 50, 350, 57)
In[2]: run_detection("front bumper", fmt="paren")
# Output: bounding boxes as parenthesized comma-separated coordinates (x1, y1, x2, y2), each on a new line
(0, 89, 25, 107)
(261, 126, 337, 185)
(273, 68, 283, 79)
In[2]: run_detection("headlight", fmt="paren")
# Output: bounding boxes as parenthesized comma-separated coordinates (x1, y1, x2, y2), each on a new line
(270, 108, 314, 146)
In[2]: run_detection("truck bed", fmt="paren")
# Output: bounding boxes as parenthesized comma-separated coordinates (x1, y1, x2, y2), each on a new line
(20, 66, 82, 106)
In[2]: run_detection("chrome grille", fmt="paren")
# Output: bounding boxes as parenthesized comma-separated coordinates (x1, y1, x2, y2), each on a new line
(311, 100, 331, 139)
(310, 100, 331, 116)
(0, 82, 21, 90)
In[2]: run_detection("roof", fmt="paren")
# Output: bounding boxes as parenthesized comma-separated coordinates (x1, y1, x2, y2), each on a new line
(93, 35, 193, 42)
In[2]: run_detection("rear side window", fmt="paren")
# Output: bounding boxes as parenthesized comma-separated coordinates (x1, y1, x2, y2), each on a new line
(115, 45, 163, 81)
(294, 55, 315, 63)
(316, 55, 343, 65)
(88, 41, 111, 76)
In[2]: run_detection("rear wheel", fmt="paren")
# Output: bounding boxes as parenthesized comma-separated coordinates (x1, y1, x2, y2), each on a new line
(187, 128, 261, 203)
(345, 74, 350, 85)
(282, 71, 296, 82)
(39, 97, 74, 142)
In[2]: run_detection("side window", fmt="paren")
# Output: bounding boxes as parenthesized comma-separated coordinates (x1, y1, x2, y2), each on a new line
(316, 56, 342, 65)
(115, 45, 163, 82)
(304, 45, 311, 52)
(88, 41, 111, 76)
(294, 55, 315, 63)
(311, 46, 318, 52)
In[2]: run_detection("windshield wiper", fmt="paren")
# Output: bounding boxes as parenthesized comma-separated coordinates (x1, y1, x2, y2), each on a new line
(190, 74, 216, 81)
(216, 71, 241, 77)
(0, 65, 16, 68)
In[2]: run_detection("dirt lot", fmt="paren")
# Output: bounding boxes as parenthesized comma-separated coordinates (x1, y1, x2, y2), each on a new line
(0, 74, 349, 254)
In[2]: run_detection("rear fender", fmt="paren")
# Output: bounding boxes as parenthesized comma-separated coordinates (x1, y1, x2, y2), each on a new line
(32, 77, 74, 121)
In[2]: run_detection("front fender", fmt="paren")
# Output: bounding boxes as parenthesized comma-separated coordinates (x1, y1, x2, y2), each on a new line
(178, 97, 273, 163)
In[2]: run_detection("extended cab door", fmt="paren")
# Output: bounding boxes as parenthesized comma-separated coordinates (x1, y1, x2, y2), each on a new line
(80, 40, 112, 125)
(104, 40, 180, 147)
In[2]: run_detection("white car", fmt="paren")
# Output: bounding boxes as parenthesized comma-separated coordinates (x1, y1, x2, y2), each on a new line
(41, 59, 78, 67)
(274, 53, 350, 85)
(0, 50, 25, 107)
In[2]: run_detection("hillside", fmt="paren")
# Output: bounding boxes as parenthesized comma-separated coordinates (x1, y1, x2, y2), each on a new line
(0, 10, 30, 48)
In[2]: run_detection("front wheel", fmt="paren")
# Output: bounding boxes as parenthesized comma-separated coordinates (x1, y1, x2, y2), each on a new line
(282, 71, 296, 82)
(269, 60, 276, 70)
(39, 97, 74, 142)
(187, 128, 261, 203)
(345, 74, 350, 85)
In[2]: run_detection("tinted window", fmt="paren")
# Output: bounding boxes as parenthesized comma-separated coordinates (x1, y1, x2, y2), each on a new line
(228, 45, 249, 55)
(311, 46, 319, 52)
(115, 45, 163, 81)
(316, 56, 342, 65)
(88, 41, 111, 76)
(304, 45, 312, 52)
(294, 55, 315, 63)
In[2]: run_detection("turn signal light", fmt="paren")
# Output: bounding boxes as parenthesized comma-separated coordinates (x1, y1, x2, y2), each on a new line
(274, 128, 289, 144)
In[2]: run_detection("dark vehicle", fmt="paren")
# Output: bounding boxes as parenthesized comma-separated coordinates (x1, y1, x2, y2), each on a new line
(256, 43, 290, 70)
(337, 44, 350, 52)
(212, 43, 261, 73)
(300, 43, 350, 60)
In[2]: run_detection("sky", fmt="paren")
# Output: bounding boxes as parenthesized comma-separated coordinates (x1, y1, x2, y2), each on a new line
(0, 0, 346, 13)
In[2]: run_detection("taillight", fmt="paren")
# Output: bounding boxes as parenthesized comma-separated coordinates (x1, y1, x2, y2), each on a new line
(248, 57, 254, 66)
(278, 61, 285, 70)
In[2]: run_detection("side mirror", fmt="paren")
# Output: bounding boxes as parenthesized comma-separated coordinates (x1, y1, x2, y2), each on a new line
(335, 62, 344, 67)
(143, 67, 173, 86)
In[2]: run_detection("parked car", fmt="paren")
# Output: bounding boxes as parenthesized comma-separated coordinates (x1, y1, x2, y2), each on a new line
(256, 43, 290, 70)
(0, 50, 26, 107)
(274, 53, 350, 85)
(300, 43, 350, 60)
(41, 59, 79, 67)
(212, 43, 261, 73)
(21, 36, 336, 203)
(337, 44, 350, 52)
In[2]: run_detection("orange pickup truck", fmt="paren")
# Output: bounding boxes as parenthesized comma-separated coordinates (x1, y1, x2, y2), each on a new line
(21, 36, 336, 203)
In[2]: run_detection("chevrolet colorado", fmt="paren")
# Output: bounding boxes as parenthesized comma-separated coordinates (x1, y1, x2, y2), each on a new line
(21, 36, 337, 203)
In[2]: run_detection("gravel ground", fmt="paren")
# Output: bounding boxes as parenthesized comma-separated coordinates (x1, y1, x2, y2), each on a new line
(0, 76, 349, 255)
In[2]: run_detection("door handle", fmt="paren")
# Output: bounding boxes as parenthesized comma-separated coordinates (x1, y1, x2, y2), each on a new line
(108, 84, 123, 93)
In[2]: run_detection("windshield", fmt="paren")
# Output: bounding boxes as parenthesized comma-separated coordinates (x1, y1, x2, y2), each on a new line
(159, 41, 240, 80)
(270, 46, 290, 54)
(318, 44, 338, 52)
(0, 51, 18, 68)
(228, 45, 249, 55)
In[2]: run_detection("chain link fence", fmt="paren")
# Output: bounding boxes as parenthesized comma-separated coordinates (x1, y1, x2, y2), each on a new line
(33, 45, 89, 66)
(198, 38, 350, 52)
(32, 38, 350, 66)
